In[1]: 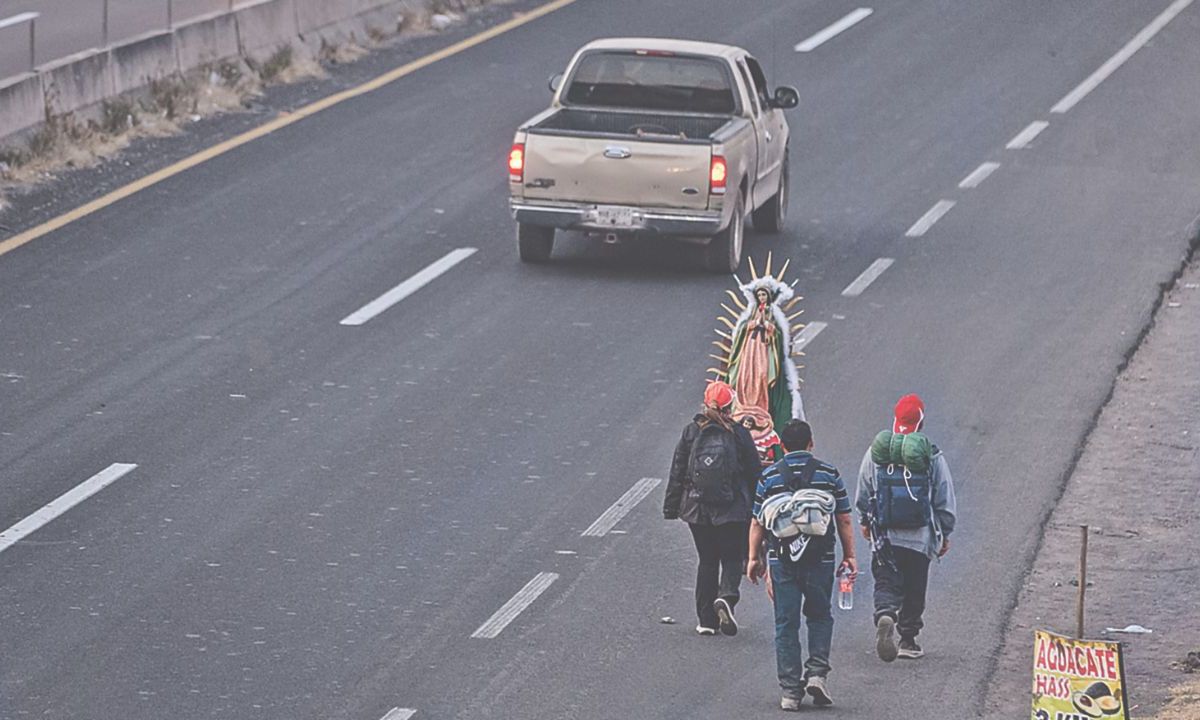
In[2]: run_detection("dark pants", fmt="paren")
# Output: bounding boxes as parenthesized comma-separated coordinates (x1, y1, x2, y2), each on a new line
(770, 556, 835, 697)
(872, 545, 931, 640)
(688, 521, 748, 627)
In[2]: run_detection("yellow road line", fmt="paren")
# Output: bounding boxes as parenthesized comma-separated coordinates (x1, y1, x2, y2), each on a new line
(0, 0, 577, 259)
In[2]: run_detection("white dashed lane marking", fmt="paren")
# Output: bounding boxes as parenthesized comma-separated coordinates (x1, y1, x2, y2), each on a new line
(841, 258, 895, 297)
(1006, 121, 1049, 150)
(904, 200, 956, 237)
(0, 463, 138, 555)
(379, 710, 416, 720)
(792, 322, 828, 352)
(795, 8, 874, 52)
(581, 478, 663, 537)
(470, 572, 560, 639)
(959, 162, 1001, 189)
(340, 248, 477, 326)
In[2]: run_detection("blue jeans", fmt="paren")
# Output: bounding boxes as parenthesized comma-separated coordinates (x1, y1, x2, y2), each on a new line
(769, 556, 834, 697)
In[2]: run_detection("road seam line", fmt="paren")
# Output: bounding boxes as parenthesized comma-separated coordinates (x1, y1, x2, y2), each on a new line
(0, 463, 138, 554)
(470, 572, 559, 639)
(794, 8, 874, 52)
(0, 0, 579, 259)
(841, 258, 895, 297)
(340, 248, 476, 326)
(904, 200, 955, 237)
(792, 321, 827, 352)
(1006, 121, 1049, 149)
(959, 161, 1000, 189)
(1052, 0, 1194, 113)
(379, 710, 417, 720)
(581, 478, 662, 537)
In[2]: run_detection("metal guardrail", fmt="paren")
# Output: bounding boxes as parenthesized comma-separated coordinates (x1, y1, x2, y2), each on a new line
(1, 1, 244, 80)
(0, 12, 38, 73)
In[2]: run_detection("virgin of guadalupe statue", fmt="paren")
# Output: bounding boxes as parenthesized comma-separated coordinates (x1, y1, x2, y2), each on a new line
(708, 254, 806, 436)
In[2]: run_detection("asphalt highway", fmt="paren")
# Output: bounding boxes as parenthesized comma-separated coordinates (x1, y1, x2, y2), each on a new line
(2, 0, 1199, 718)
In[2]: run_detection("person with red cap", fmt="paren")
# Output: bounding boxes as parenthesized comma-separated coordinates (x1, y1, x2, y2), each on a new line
(855, 394, 957, 662)
(664, 380, 762, 636)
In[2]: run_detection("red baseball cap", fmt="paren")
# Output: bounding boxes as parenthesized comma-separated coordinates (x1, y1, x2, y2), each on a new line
(893, 394, 925, 434)
(704, 381, 736, 410)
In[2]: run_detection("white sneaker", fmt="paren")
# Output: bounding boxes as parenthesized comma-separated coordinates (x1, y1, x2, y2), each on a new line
(780, 696, 803, 712)
(876, 616, 898, 662)
(713, 598, 738, 636)
(696, 625, 717, 636)
(806, 675, 833, 706)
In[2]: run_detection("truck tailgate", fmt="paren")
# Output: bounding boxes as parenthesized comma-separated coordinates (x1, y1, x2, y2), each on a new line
(522, 134, 713, 210)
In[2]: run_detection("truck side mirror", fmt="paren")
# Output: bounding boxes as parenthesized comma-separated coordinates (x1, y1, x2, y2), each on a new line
(772, 86, 799, 109)
(549, 73, 564, 93)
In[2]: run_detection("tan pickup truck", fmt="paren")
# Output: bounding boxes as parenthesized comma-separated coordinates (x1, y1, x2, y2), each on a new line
(508, 38, 798, 272)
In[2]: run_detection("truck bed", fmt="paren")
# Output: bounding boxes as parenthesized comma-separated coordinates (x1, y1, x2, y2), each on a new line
(529, 109, 731, 142)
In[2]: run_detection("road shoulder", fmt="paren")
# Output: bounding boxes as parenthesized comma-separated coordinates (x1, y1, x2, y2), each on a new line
(986, 235, 1200, 718)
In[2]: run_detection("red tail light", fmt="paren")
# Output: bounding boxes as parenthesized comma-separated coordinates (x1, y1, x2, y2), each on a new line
(710, 155, 727, 195)
(509, 143, 525, 183)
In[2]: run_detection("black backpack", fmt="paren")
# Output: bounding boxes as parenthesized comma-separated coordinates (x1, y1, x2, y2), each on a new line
(688, 422, 740, 507)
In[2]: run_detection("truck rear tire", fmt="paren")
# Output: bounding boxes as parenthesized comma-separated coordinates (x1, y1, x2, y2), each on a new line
(704, 194, 745, 274)
(516, 223, 554, 263)
(752, 158, 788, 234)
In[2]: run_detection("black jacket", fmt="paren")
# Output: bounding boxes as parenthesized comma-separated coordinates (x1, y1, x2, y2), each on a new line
(664, 415, 761, 525)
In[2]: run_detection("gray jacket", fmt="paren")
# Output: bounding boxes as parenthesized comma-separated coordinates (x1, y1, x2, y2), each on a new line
(855, 448, 957, 560)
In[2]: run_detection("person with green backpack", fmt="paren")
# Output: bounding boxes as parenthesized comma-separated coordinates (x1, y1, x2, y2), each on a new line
(855, 394, 957, 662)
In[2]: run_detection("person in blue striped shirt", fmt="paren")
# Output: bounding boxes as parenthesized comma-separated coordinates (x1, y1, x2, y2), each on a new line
(747, 420, 858, 711)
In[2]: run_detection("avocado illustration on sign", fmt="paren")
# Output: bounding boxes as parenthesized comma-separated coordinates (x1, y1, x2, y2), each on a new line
(1072, 682, 1121, 717)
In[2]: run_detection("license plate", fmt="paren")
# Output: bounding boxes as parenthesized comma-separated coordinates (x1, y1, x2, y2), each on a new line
(595, 205, 635, 228)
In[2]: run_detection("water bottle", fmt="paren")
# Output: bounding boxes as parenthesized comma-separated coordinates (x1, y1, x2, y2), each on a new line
(837, 568, 854, 610)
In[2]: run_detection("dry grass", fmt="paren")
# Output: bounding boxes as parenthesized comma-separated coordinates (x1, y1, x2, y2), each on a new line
(1150, 678, 1200, 720)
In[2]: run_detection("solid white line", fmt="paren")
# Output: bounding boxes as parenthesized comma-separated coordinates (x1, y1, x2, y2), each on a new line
(841, 258, 895, 297)
(1006, 121, 1049, 150)
(792, 321, 827, 352)
(581, 478, 662, 537)
(0, 463, 138, 554)
(795, 8, 874, 52)
(339, 248, 477, 326)
(470, 572, 559, 639)
(904, 200, 956, 237)
(379, 710, 416, 720)
(1052, 0, 1194, 113)
(958, 161, 1001, 189)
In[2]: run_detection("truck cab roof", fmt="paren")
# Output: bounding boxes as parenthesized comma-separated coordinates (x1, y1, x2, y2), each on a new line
(576, 37, 748, 61)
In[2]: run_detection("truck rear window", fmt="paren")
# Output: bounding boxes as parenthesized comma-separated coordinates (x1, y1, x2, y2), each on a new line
(563, 52, 737, 114)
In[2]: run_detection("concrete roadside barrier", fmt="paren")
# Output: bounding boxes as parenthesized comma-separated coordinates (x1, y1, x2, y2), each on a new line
(0, 72, 44, 141)
(293, 0, 411, 54)
(40, 49, 116, 118)
(0, 0, 492, 152)
(234, 0, 301, 63)
(175, 12, 239, 73)
(110, 31, 179, 96)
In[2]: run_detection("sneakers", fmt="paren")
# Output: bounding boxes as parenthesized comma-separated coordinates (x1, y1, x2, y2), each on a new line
(713, 598, 738, 637)
(898, 638, 925, 659)
(805, 675, 833, 707)
(696, 625, 717, 636)
(875, 616, 899, 662)
(780, 696, 803, 712)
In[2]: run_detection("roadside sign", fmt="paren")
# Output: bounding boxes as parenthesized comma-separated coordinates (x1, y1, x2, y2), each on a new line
(1032, 630, 1129, 720)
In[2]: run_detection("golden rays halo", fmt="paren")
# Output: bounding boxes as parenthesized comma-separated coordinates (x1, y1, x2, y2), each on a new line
(708, 253, 805, 382)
